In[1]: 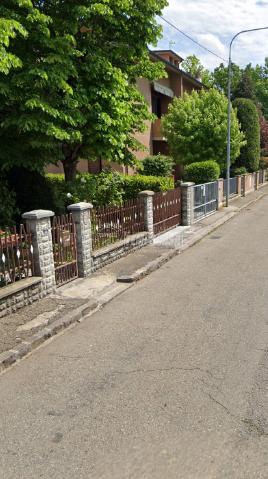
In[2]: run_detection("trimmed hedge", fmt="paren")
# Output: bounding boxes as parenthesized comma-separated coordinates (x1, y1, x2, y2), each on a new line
(183, 160, 220, 184)
(46, 172, 174, 212)
(233, 98, 260, 172)
(138, 154, 174, 177)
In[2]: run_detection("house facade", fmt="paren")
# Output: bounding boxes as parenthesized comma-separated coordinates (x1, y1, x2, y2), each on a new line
(47, 50, 204, 176)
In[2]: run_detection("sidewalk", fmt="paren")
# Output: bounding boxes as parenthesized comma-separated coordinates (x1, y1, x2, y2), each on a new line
(1, 184, 268, 371)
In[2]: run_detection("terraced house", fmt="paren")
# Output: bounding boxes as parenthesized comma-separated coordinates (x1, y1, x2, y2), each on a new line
(48, 49, 204, 176)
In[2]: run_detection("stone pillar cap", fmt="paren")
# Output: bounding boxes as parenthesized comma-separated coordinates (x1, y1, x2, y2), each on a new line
(67, 202, 93, 211)
(180, 182, 195, 187)
(22, 209, 55, 220)
(138, 190, 155, 197)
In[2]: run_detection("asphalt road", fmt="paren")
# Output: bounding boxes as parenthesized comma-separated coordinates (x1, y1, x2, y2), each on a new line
(1, 196, 268, 478)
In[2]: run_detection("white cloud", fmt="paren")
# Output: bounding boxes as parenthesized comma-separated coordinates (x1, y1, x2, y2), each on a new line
(157, 0, 268, 69)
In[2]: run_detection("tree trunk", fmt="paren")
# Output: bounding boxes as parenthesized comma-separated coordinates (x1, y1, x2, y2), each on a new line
(62, 159, 78, 182)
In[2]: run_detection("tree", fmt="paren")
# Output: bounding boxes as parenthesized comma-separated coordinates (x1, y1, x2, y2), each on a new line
(233, 67, 256, 102)
(0, 0, 168, 180)
(181, 54, 213, 87)
(212, 62, 242, 97)
(233, 98, 260, 172)
(259, 115, 268, 154)
(162, 89, 245, 171)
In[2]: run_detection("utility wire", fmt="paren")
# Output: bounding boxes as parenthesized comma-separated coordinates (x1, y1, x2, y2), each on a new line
(158, 15, 228, 63)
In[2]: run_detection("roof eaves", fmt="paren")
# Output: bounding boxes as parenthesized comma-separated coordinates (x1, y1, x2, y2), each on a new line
(149, 51, 205, 88)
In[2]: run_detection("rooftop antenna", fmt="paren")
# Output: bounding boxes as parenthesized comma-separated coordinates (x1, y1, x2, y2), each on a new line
(169, 41, 176, 50)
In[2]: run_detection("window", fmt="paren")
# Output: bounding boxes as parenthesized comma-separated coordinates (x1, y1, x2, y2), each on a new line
(152, 95, 162, 119)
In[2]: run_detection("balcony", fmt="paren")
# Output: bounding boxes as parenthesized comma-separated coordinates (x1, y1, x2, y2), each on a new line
(152, 118, 167, 141)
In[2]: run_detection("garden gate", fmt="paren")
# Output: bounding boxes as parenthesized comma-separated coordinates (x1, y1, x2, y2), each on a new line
(51, 214, 78, 286)
(193, 182, 217, 221)
(153, 188, 181, 235)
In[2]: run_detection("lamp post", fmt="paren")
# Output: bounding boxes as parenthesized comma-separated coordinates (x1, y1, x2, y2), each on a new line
(226, 27, 268, 207)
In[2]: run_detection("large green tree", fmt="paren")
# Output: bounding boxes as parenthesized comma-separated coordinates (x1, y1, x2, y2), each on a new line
(0, 0, 167, 180)
(233, 98, 260, 172)
(181, 54, 213, 87)
(162, 88, 245, 170)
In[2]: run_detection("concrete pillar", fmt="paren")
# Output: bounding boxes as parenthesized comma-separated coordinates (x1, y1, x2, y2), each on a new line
(241, 175, 246, 197)
(138, 191, 154, 241)
(236, 175, 242, 196)
(180, 182, 195, 226)
(22, 209, 56, 295)
(217, 179, 224, 209)
(67, 202, 93, 278)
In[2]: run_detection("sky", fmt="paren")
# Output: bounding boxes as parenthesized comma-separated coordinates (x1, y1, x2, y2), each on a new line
(156, 0, 268, 70)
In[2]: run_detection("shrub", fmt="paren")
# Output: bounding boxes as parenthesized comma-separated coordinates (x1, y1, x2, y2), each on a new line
(138, 154, 174, 177)
(183, 160, 220, 184)
(46, 172, 174, 209)
(231, 166, 247, 176)
(122, 174, 174, 200)
(233, 98, 260, 172)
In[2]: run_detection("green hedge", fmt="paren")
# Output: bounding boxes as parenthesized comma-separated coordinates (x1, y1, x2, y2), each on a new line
(46, 172, 174, 212)
(183, 160, 220, 184)
(138, 154, 174, 177)
(233, 98, 260, 172)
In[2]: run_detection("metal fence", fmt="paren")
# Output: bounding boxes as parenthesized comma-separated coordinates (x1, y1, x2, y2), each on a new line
(259, 170, 264, 184)
(194, 182, 218, 222)
(91, 198, 145, 251)
(0, 225, 34, 288)
(223, 177, 237, 197)
(51, 214, 78, 286)
(153, 188, 181, 235)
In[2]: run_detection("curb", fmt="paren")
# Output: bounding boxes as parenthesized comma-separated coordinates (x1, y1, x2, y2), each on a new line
(0, 189, 267, 374)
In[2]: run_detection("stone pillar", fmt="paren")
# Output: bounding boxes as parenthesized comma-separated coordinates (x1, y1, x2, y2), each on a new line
(236, 175, 242, 196)
(256, 171, 259, 190)
(180, 182, 195, 226)
(138, 191, 154, 241)
(217, 178, 224, 209)
(241, 175, 246, 197)
(67, 202, 93, 278)
(22, 209, 56, 295)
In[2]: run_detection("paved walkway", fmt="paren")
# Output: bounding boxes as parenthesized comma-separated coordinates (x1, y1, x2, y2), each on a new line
(0, 185, 267, 357)
(1, 191, 268, 477)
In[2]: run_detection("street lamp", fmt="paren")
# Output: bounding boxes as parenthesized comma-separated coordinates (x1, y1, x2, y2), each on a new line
(226, 27, 268, 207)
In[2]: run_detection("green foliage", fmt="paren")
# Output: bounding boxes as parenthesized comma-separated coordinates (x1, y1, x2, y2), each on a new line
(46, 172, 174, 210)
(231, 166, 248, 176)
(183, 161, 220, 184)
(181, 55, 213, 87)
(212, 63, 242, 97)
(162, 88, 245, 170)
(138, 154, 174, 177)
(7, 167, 57, 220)
(233, 98, 260, 172)
(233, 68, 257, 102)
(0, 0, 168, 180)
(122, 174, 174, 200)
(0, 178, 17, 228)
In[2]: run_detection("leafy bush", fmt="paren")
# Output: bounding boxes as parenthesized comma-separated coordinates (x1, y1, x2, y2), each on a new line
(46, 172, 174, 209)
(122, 174, 174, 200)
(7, 167, 57, 221)
(231, 166, 247, 176)
(183, 160, 220, 184)
(138, 154, 174, 177)
(233, 98, 260, 172)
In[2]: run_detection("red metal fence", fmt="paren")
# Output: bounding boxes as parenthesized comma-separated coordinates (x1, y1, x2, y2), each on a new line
(153, 188, 182, 235)
(91, 198, 145, 251)
(51, 214, 78, 286)
(0, 225, 34, 288)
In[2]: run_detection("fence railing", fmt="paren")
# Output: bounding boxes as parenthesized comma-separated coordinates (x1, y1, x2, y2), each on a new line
(223, 177, 238, 197)
(91, 198, 145, 251)
(0, 225, 34, 288)
(51, 214, 78, 286)
(153, 188, 181, 235)
(194, 181, 218, 221)
(259, 170, 264, 184)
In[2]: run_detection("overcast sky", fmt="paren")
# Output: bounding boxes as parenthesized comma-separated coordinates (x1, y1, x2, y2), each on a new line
(156, 0, 268, 70)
